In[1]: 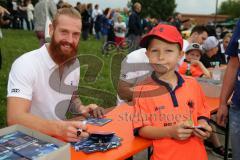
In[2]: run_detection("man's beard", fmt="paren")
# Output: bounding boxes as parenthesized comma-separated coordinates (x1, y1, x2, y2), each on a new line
(49, 36, 78, 65)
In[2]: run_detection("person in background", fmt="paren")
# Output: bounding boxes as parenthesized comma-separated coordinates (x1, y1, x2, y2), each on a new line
(92, 4, 102, 40)
(179, 25, 209, 68)
(7, 0, 19, 29)
(178, 43, 211, 78)
(56, 0, 64, 9)
(0, 5, 10, 26)
(34, 0, 57, 46)
(219, 32, 232, 63)
(200, 36, 226, 69)
(114, 15, 126, 46)
(113, 8, 120, 23)
(26, 0, 34, 30)
(80, 3, 91, 41)
(0, 5, 10, 70)
(183, 25, 209, 51)
(101, 8, 113, 43)
(86, 3, 93, 35)
(60, 2, 72, 9)
(172, 12, 189, 32)
(142, 17, 153, 35)
(18, 0, 30, 30)
(127, 2, 142, 52)
(74, 2, 81, 13)
(172, 12, 183, 31)
(121, 7, 129, 27)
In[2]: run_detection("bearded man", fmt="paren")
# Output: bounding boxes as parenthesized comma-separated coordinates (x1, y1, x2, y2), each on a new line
(7, 7, 104, 142)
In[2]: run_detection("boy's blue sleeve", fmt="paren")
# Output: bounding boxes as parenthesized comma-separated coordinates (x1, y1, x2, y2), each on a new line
(225, 20, 240, 57)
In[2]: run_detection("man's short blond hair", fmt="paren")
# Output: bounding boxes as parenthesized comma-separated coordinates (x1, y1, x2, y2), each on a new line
(133, 2, 141, 10)
(52, 7, 81, 27)
(223, 32, 232, 40)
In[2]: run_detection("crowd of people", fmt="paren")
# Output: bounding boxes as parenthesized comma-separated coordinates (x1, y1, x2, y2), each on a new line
(1, 1, 233, 52)
(2, 0, 34, 30)
(1, 1, 240, 160)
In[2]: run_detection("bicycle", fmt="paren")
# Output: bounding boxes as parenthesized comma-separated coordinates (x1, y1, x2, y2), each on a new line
(102, 39, 133, 55)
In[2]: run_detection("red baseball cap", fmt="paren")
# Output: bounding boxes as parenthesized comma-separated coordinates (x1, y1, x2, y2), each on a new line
(140, 24, 183, 50)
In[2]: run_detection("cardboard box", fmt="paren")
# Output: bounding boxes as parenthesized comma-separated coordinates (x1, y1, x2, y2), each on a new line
(0, 124, 70, 160)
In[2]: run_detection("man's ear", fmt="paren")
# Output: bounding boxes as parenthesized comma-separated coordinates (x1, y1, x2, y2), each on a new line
(49, 23, 54, 37)
(145, 49, 151, 58)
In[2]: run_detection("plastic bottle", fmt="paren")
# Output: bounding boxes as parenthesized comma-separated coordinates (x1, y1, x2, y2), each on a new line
(185, 63, 192, 76)
(212, 62, 221, 81)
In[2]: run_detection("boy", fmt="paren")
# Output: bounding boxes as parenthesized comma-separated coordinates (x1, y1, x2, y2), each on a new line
(178, 43, 211, 78)
(132, 24, 212, 160)
(114, 15, 126, 46)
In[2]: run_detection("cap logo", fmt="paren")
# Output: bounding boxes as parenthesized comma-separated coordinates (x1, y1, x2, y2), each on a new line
(192, 43, 200, 48)
(159, 27, 164, 32)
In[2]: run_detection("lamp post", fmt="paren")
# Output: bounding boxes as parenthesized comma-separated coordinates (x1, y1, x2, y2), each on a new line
(214, 0, 218, 27)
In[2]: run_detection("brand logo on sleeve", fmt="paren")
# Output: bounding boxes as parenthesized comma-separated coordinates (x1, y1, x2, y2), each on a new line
(121, 73, 127, 79)
(11, 88, 20, 93)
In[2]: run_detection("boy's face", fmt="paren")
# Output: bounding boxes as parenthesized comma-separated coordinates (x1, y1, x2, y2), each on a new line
(185, 50, 201, 62)
(146, 39, 183, 75)
(117, 16, 122, 22)
(193, 32, 208, 44)
(223, 37, 230, 50)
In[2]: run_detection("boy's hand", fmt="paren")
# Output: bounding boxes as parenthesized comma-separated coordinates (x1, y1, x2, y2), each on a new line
(80, 104, 105, 118)
(168, 122, 193, 140)
(193, 120, 212, 140)
(190, 59, 201, 66)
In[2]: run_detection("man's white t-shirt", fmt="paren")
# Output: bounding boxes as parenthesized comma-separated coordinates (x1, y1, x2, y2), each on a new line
(119, 48, 152, 84)
(183, 39, 190, 52)
(178, 39, 189, 68)
(117, 48, 153, 105)
(92, 9, 102, 22)
(7, 45, 80, 120)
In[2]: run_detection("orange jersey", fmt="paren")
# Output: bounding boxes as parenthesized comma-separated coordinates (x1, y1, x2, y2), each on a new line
(178, 61, 204, 77)
(132, 71, 210, 160)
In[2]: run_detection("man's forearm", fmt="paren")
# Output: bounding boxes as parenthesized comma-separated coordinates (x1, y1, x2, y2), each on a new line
(118, 87, 134, 101)
(8, 112, 59, 136)
(117, 80, 135, 101)
(220, 57, 239, 105)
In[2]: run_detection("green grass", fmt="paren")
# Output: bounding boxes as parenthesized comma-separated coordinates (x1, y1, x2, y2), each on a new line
(0, 29, 127, 128)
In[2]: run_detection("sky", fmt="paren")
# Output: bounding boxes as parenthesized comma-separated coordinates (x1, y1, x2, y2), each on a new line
(63, 0, 227, 15)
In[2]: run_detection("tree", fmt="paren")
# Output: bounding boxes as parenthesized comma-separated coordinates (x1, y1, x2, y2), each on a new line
(219, 0, 240, 18)
(130, 0, 176, 20)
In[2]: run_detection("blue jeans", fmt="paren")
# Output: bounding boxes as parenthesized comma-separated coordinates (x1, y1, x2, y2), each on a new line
(95, 31, 101, 40)
(229, 104, 240, 160)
